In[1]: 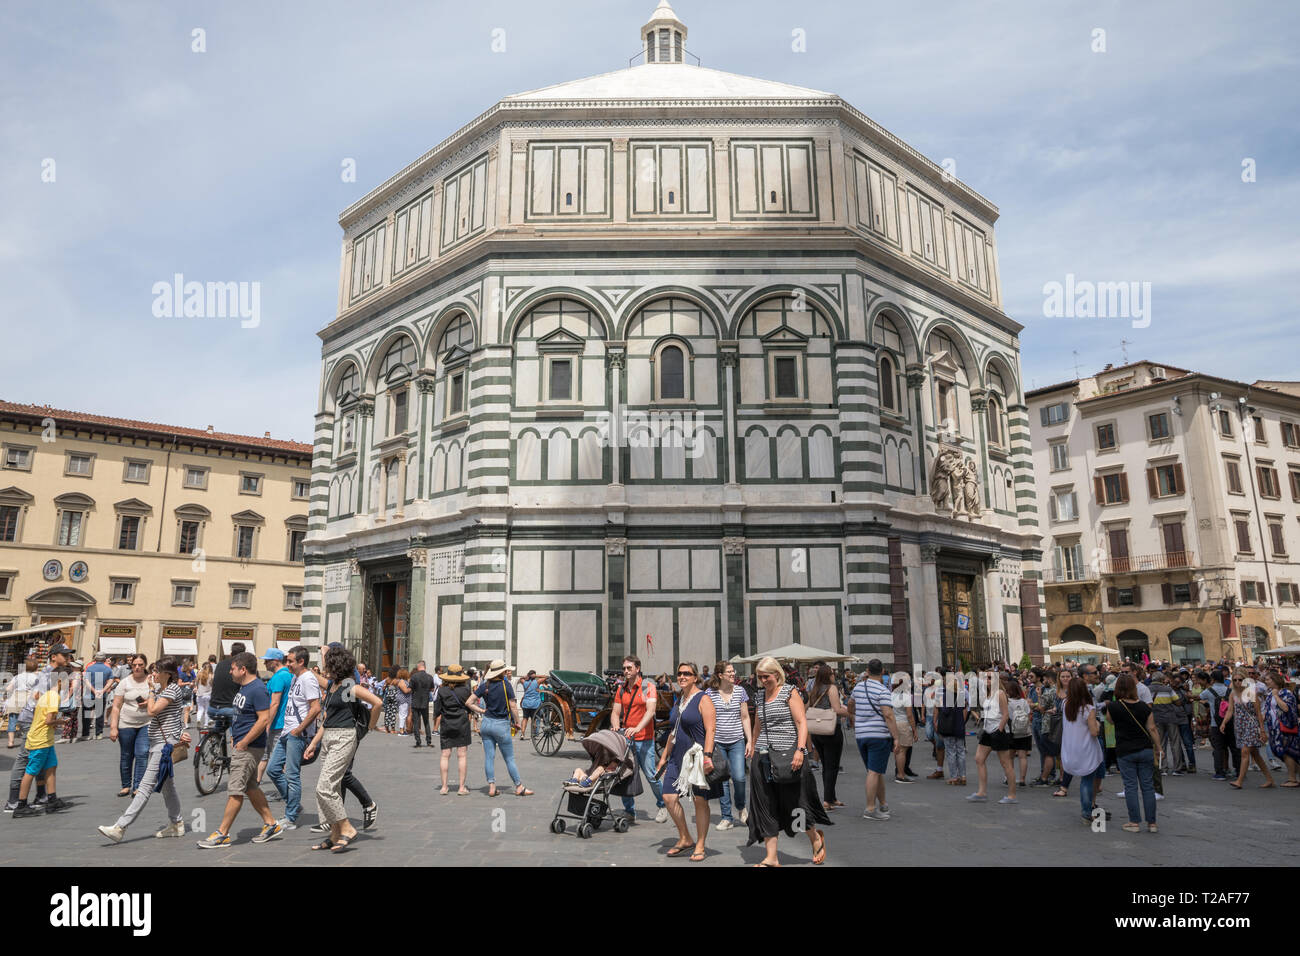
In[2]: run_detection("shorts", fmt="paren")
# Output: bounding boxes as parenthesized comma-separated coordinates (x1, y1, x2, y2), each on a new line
(522, 707, 538, 719)
(857, 736, 892, 775)
(25, 746, 58, 776)
(979, 730, 1012, 751)
(228, 747, 265, 795)
(1010, 735, 1032, 752)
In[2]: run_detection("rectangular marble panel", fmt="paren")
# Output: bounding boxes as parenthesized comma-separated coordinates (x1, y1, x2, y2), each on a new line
(547, 432, 572, 481)
(755, 605, 793, 652)
(443, 178, 460, 243)
(629, 549, 659, 591)
(690, 430, 716, 479)
(512, 549, 542, 592)
(798, 604, 838, 650)
(633, 146, 656, 213)
(635, 605, 674, 678)
(694, 357, 717, 405)
(776, 428, 802, 479)
(744, 429, 770, 479)
(439, 602, 462, 665)
(761, 146, 784, 210)
(692, 549, 720, 591)
(686, 145, 710, 213)
(679, 606, 716, 669)
(456, 169, 473, 238)
(748, 547, 777, 590)
(660, 549, 689, 590)
(808, 355, 834, 405)
(584, 145, 607, 214)
(582, 356, 604, 406)
(577, 430, 602, 480)
(739, 357, 764, 406)
(659, 145, 681, 211)
(471, 162, 486, 230)
(516, 608, 554, 673)
(787, 145, 811, 213)
(515, 359, 539, 405)
(544, 549, 572, 592)
(559, 610, 597, 672)
(530, 147, 554, 216)
(558, 147, 580, 211)
(574, 549, 603, 590)
(733, 146, 758, 213)
(778, 547, 809, 589)
(810, 547, 841, 588)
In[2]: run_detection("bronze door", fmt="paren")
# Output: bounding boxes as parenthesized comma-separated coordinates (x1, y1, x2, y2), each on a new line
(939, 572, 975, 669)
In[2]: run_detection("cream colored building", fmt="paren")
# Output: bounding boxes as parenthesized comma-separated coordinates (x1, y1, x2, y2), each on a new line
(1028, 361, 1300, 664)
(304, 3, 1046, 677)
(0, 400, 312, 670)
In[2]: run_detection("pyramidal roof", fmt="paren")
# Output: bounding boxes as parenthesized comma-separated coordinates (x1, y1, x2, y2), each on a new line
(505, 62, 834, 103)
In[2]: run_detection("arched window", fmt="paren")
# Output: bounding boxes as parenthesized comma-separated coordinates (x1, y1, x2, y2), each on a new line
(437, 314, 474, 358)
(879, 354, 897, 412)
(987, 367, 1007, 447)
(334, 364, 359, 404)
(378, 335, 416, 379)
(659, 345, 685, 400)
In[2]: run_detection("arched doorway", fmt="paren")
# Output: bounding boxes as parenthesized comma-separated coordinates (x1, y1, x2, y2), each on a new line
(1060, 624, 1098, 643)
(1168, 627, 1204, 665)
(1115, 629, 1149, 662)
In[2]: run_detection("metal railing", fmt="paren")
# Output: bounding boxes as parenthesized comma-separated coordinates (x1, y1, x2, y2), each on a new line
(1045, 566, 1099, 584)
(1102, 550, 1192, 574)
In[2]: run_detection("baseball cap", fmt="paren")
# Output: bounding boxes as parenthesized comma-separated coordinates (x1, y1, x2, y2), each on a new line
(261, 648, 286, 661)
(48, 643, 74, 657)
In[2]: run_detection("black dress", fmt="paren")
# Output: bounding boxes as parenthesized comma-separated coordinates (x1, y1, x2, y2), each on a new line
(746, 684, 832, 843)
(434, 683, 472, 748)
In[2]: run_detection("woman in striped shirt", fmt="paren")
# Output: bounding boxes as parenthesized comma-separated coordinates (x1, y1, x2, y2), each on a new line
(97, 657, 189, 843)
(705, 661, 751, 830)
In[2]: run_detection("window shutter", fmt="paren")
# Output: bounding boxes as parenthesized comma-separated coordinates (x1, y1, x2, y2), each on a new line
(1146, 468, 1158, 499)
(1161, 582, 1172, 604)
(1241, 582, 1248, 604)
(1173, 463, 1185, 495)
(1094, 476, 1106, 504)
(1256, 466, 1266, 492)
(1118, 472, 1130, 503)
(1291, 471, 1300, 502)
(1131, 585, 1142, 606)
(1107, 587, 1118, 608)
(1189, 581, 1199, 603)
(1040, 406, 1050, 427)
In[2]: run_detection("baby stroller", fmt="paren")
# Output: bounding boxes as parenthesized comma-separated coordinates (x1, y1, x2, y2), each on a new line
(548, 729, 639, 839)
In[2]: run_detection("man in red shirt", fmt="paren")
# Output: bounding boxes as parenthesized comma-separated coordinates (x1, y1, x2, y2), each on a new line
(611, 655, 665, 824)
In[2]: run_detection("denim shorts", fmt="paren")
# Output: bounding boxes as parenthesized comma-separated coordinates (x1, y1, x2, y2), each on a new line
(857, 736, 892, 775)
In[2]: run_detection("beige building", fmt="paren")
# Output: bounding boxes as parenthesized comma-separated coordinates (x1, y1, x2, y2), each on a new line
(1027, 361, 1300, 664)
(0, 400, 312, 670)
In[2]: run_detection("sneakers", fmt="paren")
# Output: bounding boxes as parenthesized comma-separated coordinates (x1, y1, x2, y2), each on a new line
(965, 793, 988, 802)
(1211, 774, 1227, 781)
(252, 822, 284, 844)
(97, 824, 125, 843)
(716, 819, 735, 830)
(654, 807, 669, 823)
(155, 821, 185, 838)
(362, 802, 378, 830)
(3, 801, 18, 814)
(276, 817, 298, 831)
(878, 803, 891, 814)
(196, 830, 232, 849)
(309, 822, 331, 834)
(1170, 770, 1185, 777)
(95, 734, 104, 741)
(44, 797, 70, 813)
(1154, 793, 1165, 801)
(12, 803, 43, 818)
(1115, 790, 1125, 798)
(998, 796, 1018, 805)
(862, 809, 891, 821)
(739, 807, 748, 825)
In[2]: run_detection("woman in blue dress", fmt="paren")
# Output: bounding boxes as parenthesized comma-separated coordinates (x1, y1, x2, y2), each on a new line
(654, 662, 720, 862)
(1263, 670, 1300, 785)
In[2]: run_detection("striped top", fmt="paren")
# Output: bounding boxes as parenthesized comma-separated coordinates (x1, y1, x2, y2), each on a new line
(706, 685, 750, 745)
(852, 677, 893, 739)
(149, 683, 185, 745)
(756, 683, 798, 751)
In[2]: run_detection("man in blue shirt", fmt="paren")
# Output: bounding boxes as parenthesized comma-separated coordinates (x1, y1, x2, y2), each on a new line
(257, 648, 291, 784)
(1196, 669, 1239, 780)
(196, 652, 281, 848)
(80, 653, 115, 741)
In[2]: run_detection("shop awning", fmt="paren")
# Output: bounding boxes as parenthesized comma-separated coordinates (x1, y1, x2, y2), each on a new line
(98, 637, 138, 656)
(276, 640, 300, 652)
(163, 638, 199, 656)
(0, 620, 83, 639)
(222, 639, 257, 655)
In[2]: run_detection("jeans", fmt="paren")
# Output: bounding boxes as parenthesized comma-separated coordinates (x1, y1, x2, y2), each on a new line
(412, 707, 432, 742)
(811, 725, 843, 804)
(622, 737, 664, 813)
(716, 738, 748, 820)
(1071, 762, 1105, 820)
(266, 732, 307, 822)
(942, 734, 966, 778)
(114, 741, 182, 830)
(1208, 722, 1240, 776)
(480, 717, 521, 787)
(118, 725, 151, 792)
(1116, 748, 1157, 824)
(1177, 724, 1196, 770)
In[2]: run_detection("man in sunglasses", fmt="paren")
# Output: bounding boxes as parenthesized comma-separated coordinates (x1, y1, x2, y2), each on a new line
(611, 655, 666, 824)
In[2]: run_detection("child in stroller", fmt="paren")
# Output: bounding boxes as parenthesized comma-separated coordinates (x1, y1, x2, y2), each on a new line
(564, 755, 620, 791)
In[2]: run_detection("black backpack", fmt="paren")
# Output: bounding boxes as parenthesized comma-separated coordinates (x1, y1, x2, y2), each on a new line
(936, 704, 966, 738)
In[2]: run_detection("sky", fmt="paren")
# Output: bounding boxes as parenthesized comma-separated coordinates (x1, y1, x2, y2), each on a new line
(2, 0, 1297, 443)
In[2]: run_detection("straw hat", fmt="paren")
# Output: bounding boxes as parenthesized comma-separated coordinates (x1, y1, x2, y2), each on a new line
(442, 664, 471, 684)
(485, 659, 509, 680)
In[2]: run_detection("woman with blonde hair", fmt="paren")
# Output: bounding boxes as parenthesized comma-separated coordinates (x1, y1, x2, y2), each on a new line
(194, 661, 214, 730)
(746, 657, 829, 866)
(394, 668, 412, 736)
(1223, 667, 1275, 789)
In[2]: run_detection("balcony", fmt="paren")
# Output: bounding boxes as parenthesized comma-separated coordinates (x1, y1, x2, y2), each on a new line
(1102, 551, 1192, 575)
(1044, 566, 1099, 585)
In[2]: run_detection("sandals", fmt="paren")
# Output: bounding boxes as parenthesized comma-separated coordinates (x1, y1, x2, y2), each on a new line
(487, 785, 498, 797)
(331, 836, 354, 853)
(1052, 788, 1068, 797)
(689, 850, 706, 862)
(439, 787, 450, 795)
(1148, 824, 1158, 833)
(117, 788, 131, 798)
(1282, 781, 1300, 788)
(666, 844, 692, 857)
(811, 833, 827, 865)
(310, 839, 335, 851)
(927, 770, 945, 780)
(515, 785, 534, 797)
(754, 861, 780, 867)
(1122, 823, 1141, 833)
(1229, 782, 1243, 790)
(457, 787, 470, 796)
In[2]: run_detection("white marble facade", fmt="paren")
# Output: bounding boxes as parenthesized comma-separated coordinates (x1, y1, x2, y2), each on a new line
(302, 3, 1044, 676)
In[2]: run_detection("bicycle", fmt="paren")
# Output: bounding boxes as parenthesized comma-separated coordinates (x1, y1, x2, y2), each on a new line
(194, 714, 232, 795)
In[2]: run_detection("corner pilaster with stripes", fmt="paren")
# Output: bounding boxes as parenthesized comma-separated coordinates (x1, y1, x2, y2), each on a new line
(301, 409, 335, 648)
(1008, 401, 1047, 659)
(836, 339, 893, 661)
(459, 344, 513, 663)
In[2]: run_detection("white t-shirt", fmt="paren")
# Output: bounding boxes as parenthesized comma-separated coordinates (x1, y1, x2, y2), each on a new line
(282, 670, 321, 737)
(114, 674, 153, 729)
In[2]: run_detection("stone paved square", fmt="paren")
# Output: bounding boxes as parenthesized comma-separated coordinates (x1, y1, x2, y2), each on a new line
(2, 730, 1290, 867)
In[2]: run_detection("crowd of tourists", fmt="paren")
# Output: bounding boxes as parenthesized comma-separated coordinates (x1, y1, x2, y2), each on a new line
(6, 636, 1298, 864)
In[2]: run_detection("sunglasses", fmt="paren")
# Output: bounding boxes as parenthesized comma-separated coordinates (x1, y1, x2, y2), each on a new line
(677, 671, 695, 678)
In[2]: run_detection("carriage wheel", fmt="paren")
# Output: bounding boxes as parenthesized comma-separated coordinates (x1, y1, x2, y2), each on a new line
(532, 700, 565, 756)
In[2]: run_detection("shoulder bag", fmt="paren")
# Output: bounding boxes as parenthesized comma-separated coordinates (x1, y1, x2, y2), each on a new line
(701, 692, 730, 785)
(804, 685, 838, 737)
(759, 687, 800, 783)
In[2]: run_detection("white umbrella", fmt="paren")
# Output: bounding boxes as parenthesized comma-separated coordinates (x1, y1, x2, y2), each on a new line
(1047, 640, 1117, 657)
(737, 642, 856, 664)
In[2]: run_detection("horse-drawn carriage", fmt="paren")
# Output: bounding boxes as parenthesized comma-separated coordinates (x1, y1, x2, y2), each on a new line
(530, 670, 671, 756)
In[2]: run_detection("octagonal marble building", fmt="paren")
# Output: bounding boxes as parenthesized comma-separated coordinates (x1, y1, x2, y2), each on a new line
(304, 2, 1045, 678)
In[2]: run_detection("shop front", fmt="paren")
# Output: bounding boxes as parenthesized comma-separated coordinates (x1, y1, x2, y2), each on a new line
(0, 620, 84, 672)
(220, 625, 257, 658)
(161, 624, 200, 661)
(274, 627, 302, 654)
(97, 623, 139, 659)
